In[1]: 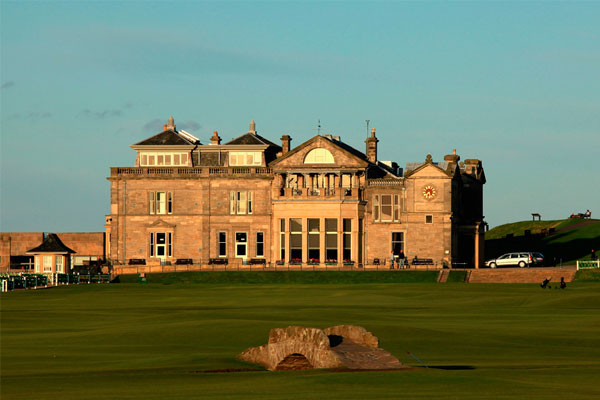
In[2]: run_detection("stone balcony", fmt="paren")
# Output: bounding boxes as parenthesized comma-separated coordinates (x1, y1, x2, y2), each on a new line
(109, 167, 273, 179)
(275, 187, 363, 201)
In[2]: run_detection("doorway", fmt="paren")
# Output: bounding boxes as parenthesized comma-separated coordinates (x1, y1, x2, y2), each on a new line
(235, 232, 247, 260)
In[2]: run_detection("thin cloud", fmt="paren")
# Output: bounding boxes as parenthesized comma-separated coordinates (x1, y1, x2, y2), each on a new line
(142, 118, 163, 132)
(79, 109, 123, 119)
(178, 120, 201, 131)
(1, 81, 15, 90)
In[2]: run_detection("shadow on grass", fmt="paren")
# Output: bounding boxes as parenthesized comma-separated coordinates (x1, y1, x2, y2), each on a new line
(424, 365, 475, 370)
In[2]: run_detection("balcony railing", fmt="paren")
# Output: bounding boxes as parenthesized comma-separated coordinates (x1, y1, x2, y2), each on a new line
(277, 187, 363, 200)
(110, 167, 273, 178)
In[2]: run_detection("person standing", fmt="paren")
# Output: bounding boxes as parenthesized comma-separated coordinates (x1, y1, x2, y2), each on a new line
(390, 251, 395, 270)
(398, 249, 406, 269)
(592, 249, 596, 261)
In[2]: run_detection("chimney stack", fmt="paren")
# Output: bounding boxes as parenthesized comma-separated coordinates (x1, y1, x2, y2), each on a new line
(365, 127, 379, 163)
(444, 148, 460, 163)
(248, 120, 257, 135)
(464, 159, 480, 175)
(210, 130, 222, 145)
(281, 135, 292, 155)
(167, 116, 176, 131)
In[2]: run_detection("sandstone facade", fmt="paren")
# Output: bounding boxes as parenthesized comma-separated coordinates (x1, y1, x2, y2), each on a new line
(105, 118, 486, 269)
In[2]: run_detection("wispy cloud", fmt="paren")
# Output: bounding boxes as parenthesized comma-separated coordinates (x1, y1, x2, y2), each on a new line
(178, 120, 201, 131)
(1, 81, 15, 90)
(79, 108, 123, 119)
(142, 118, 163, 132)
(141, 118, 202, 133)
(5, 112, 52, 122)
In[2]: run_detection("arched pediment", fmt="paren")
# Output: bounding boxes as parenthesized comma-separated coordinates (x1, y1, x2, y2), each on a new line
(304, 148, 334, 164)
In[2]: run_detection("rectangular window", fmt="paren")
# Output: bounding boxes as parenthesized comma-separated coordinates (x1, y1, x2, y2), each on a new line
(218, 232, 227, 257)
(308, 219, 320, 261)
(237, 191, 247, 214)
(381, 195, 392, 221)
(280, 219, 286, 260)
(230, 191, 253, 215)
(229, 151, 262, 166)
(375, 194, 399, 222)
(343, 219, 352, 261)
(150, 233, 155, 257)
(426, 215, 433, 224)
(290, 218, 302, 261)
(140, 152, 189, 166)
(168, 232, 172, 257)
(35, 256, 40, 273)
(55, 256, 63, 273)
(150, 192, 172, 215)
(392, 232, 404, 254)
(325, 218, 338, 261)
(43, 256, 52, 272)
(256, 232, 264, 257)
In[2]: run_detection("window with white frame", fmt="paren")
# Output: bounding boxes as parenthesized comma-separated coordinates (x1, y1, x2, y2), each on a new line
(149, 232, 172, 258)
(256, 232, 264, 257)
(140, 152, 189, 166)
(149, 192, 173, 215)
(280, 219, 286, 261)
(43, 256, 52, 272)
(304, 148, 334, 164)
(343, 219, 352, 261)
(326, 218, 338, 261)
(55, 256, 64, 273)
(230, 191, 253, 215)
(373, 194, 400, 222)
(218, 232, 227, 257)
(308, 219, 320, 261)
(229, 151, 262, 166)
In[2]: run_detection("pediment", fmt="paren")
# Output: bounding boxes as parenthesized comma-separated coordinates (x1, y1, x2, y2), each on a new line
(270, 136, 369, 170)
(405, 162, 451, 179)
(146, 219, 176, 229)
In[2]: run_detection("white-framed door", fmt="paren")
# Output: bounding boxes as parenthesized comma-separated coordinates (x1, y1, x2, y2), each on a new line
(235, 232, 247, 260)
(155, 232, 167, 262)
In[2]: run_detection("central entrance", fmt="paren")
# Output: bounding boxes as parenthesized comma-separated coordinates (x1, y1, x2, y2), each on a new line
(156, 232, 167, 261)
(235, 232, 247, 260)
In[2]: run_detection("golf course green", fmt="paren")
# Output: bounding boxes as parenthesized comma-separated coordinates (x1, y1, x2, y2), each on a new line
(2, 280, 599, 399)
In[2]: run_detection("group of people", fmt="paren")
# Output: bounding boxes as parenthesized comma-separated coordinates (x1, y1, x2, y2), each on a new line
(541, 277, 567, 289)
(569, 209, 592, 219)
(389, 250, 407, 269)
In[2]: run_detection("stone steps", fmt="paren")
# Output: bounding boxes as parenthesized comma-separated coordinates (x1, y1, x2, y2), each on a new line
(467, 267, 577, 283)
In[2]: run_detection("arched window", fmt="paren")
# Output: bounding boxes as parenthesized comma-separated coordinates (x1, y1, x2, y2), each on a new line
(304, 148, 334, 164)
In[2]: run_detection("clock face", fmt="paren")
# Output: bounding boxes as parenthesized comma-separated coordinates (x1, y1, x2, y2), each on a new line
(423, 185, 437, 199)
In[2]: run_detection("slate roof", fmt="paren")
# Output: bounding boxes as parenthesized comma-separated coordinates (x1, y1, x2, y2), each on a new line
(134, 130, 198, 146)
(225, 132, 281, 149)
(26, 234, 76, 254)
(405, 161, 449, 172)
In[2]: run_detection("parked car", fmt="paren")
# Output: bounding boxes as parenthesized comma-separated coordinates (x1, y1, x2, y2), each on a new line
(485, 252, 544, 268)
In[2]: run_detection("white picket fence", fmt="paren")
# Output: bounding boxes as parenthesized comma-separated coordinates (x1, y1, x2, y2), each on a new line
(576, 260, 600, 270)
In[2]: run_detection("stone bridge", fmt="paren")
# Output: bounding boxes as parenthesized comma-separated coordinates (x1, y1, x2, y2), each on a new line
(238, 325, 407, 370)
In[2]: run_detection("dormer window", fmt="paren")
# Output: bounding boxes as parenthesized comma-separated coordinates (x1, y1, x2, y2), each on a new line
(229, 151, 262, 166)
(304, 148, 334, 164)
(140, 152, 189, 166)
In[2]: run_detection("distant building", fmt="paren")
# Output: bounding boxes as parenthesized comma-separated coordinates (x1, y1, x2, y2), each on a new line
(106, 117, 486, 270)
(0, 232, 105, 272)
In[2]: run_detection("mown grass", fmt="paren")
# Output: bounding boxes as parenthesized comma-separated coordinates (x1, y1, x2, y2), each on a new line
(119, 270, 440, 284)
(2, 282, 600, 399)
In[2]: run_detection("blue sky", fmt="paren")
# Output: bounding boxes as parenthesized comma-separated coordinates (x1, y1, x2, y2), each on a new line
(1, 1, 599, 231)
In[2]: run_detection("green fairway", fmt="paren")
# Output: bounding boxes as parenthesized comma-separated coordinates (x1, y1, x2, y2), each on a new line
(2, 282, 600, 399)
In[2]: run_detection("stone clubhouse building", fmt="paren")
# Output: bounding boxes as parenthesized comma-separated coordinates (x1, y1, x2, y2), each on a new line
(105, 117, 486, 270)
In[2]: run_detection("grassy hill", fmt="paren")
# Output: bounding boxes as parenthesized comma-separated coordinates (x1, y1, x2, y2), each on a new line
(485, 218, 600, 264)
